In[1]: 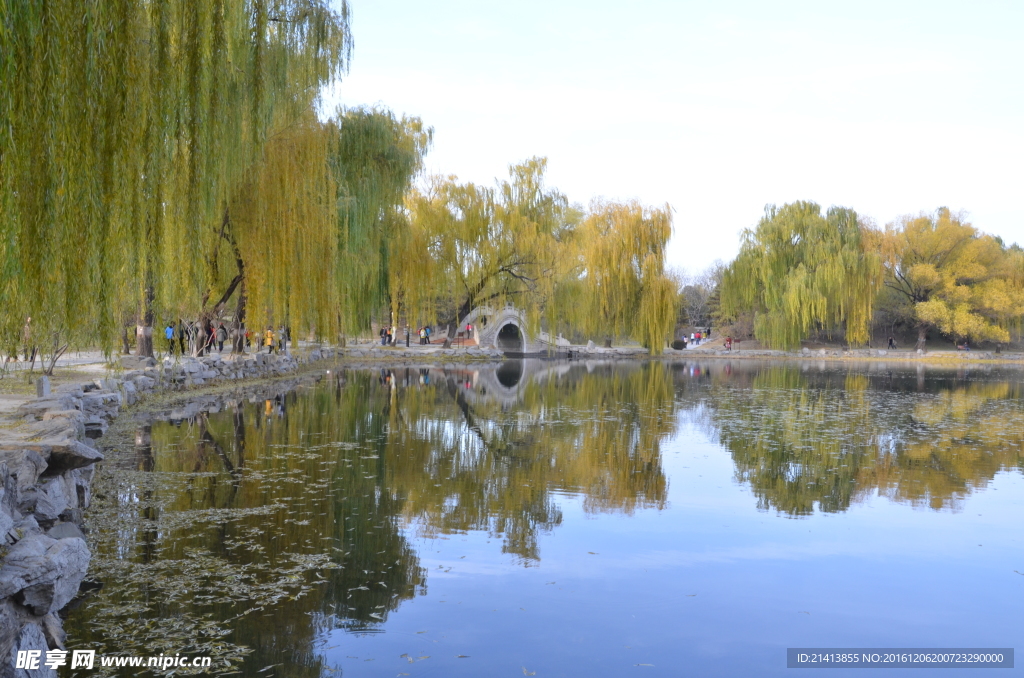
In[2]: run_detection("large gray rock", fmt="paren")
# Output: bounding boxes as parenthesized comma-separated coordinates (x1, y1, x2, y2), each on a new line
(119, 355, 156, 369)
(41, 613, 65, 650)
(0, 465, 15, 544)
(46, 522, 84, 541)
(0, 599, 21, 670)
(15, 395, 79, 420)
(71, 466, 94, 510)
(132, 376, 156, 391)
(81, 391, 121, 414)
(0, 534, 90, 615)
(3, 620, 57, 678)
(0, 451, 47, 514)
(44, 440, 102, 474)
(32, 477, 74, 523)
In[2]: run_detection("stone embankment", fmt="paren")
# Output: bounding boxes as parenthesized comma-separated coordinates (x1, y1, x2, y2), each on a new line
(0, 349, 319, 674)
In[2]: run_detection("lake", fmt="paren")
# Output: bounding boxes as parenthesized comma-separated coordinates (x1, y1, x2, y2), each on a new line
(64, 359, 1023, 676)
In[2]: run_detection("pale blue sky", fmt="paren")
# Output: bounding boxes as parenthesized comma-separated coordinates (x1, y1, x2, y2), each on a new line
(323, 0, 1024, 272)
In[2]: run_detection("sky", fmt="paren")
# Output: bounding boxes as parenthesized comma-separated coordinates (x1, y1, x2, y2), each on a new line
(322, 0, 1024, 273)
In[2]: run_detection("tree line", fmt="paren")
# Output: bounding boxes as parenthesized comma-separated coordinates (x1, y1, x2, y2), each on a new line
(1, 0, 681, 359)
(716, 201, 1024, 350)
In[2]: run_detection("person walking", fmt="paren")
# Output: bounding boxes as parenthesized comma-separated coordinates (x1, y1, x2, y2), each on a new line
(164, 324, 175, 354)
(264, 327, 275, 354)
(177, 320, 186, 354)
(887, 336, 897, 350)
(203, 320, 216, 356)
(216, 323, 227, 352)
(379, 326, 387, 346)
(22, 317, 34, 362)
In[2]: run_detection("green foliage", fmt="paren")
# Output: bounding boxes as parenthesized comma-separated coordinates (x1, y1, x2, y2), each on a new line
(720, 201, 881, 349)
(0, 0, 350, 352)
(330, 108, 432, 334)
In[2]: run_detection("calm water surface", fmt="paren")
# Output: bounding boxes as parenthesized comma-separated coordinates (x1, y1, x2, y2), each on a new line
(64, 360, 1024, 676)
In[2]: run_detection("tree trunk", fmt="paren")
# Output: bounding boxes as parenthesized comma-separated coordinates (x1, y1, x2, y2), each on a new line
(441, 295, 477, 348)
(136, 325, 153, 358)
(121, 326, 131, 354)
(136, 283, 155, 358)
(915, 325, 928, 351)
(232, 279, 247, 354)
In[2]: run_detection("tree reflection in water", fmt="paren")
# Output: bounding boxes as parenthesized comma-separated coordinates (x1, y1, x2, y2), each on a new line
(684, 361, 1024, 516)
(65, 360, 677, 675)
(66, 359, 1022, 675)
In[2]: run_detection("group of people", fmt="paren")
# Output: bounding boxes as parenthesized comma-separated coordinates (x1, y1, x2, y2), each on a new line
(378, 325, 435, 346)
(689, 329, 709, 346)
(162, 320, 289, 356)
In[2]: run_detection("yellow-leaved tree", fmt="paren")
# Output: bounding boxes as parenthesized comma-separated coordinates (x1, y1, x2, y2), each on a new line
(874, 208, 1024, 349)
(569, 201, 678, 353)
(402, 157, 573, 345)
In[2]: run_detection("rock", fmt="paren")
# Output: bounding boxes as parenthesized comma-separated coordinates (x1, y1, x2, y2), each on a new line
(46, 441, 103, 474)
(200, 370, 219, 380)
(35, 377, 51, 398)
(119, 355, 156, 369)
(41, 613, 66, 651)
(916, 348, 924, 354)
(6, 621, 57, 677)
(45, 522, 84, 541)
(81, 391, 121, 414)
(0, 534, 90, 615)
(1, 452, 47, 514)
(40, 411, 85, 439)
(121, 381, 137, 406)
(132, 376, 156, 391)
(15, 396, 79, 420)
(93, 378, 120, 392)
(33, 477, 72, 523)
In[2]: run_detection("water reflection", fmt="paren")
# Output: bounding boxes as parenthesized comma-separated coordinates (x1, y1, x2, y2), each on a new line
(66, 360, 677, 675)
(685, 361, 1024, 516)
(63, 359, 1024, 675)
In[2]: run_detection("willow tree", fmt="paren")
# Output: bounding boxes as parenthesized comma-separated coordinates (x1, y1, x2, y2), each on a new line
(402, 157, 574, 345)
(872, 208, 1024, 349)
(198, 107, 431, 352)
(0, 0, 350, 357)
(567, 200, 678, 353)
(719, 201, 882, 350)
(330, 108, 432, 339)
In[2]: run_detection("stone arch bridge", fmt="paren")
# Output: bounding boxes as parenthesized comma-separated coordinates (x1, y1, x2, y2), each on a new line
(459, 306, 569, 354)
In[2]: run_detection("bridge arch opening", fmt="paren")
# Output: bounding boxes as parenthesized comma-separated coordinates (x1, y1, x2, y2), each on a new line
(496, 322, 524, 352)
(495, 360, 523, 388)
